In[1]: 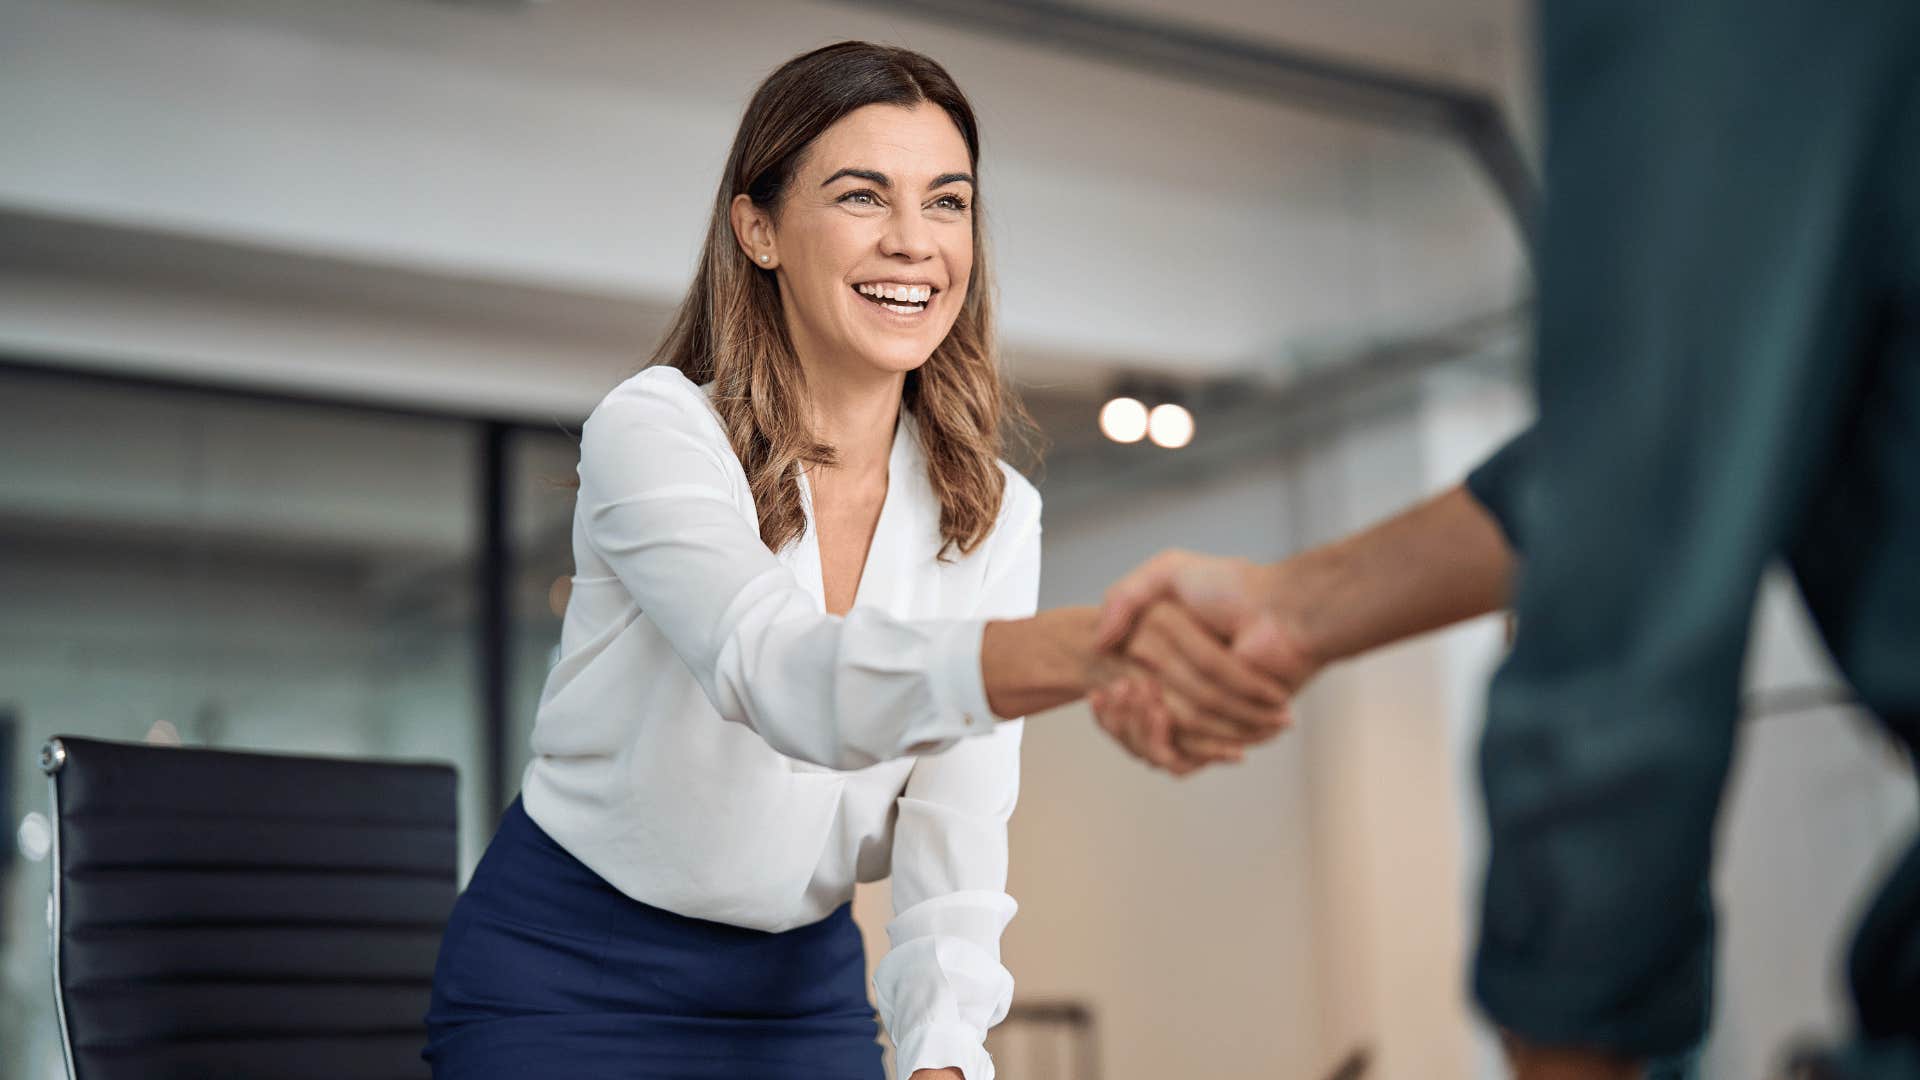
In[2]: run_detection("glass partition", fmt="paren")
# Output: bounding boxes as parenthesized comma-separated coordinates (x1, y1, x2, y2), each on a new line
(0, 368, 487, 1079)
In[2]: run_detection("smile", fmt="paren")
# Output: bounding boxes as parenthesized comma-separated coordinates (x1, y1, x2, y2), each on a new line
(853, 281, 936, 315)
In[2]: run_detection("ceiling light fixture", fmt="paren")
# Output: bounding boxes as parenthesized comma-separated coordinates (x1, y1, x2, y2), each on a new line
(1098, 396, 1149, 444)
(1147, 402, 1194, 449)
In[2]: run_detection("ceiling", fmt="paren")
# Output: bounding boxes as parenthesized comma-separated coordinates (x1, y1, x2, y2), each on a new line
(0, 0, 1531, 446)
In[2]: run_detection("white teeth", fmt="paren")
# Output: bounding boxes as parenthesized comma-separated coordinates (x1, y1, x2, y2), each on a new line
(856, 282, 932, 304)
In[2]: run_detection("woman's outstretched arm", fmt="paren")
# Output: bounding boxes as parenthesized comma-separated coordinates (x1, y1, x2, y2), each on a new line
(575, 368, 1287, 772)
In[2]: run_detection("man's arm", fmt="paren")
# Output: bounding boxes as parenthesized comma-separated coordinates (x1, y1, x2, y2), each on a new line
(1263, 482, 1517, 665)
(1093, 481, 1518, 692)
(1086, 478, 1519, 770)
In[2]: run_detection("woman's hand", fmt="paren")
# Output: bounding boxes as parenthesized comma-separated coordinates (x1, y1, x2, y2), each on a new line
(907, 1070, 965, 1080)
(979, 605, 1290, 775)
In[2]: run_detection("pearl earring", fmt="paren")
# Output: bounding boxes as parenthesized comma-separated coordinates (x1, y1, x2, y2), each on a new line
(758, 254, 770, 263)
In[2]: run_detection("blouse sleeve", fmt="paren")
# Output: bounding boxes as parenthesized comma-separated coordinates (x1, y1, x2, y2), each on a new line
(875, 473, 1039, 1080)
(574, 367, 997, 770)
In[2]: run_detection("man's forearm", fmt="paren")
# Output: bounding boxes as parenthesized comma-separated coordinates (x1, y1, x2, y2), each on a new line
(1269, 485, 1515, 667)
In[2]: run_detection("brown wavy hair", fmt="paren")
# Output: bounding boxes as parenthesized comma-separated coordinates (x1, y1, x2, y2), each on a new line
(650, 40, 1035, 560)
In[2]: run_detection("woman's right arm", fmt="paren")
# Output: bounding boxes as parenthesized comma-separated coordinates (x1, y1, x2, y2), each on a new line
(583, 370, 1287, 771)
(578, 370, 996, 771)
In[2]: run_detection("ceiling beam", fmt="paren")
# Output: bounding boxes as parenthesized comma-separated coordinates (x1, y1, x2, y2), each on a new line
(1034, 305, 1529, 517)
(843, 0, 1539, 247)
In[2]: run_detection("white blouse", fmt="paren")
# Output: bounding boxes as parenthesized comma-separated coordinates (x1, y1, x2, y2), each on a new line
(521, 365, 1038, 1080)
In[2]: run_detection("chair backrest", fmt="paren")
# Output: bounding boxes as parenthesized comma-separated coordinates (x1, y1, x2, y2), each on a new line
(42, 735, 458, 1080)
(986, 1000, 1103, 1080)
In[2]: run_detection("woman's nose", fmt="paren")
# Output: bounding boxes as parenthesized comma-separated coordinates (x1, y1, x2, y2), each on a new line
(881, 207, 938, 261)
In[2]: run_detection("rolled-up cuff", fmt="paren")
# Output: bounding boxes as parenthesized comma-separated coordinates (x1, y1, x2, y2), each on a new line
(1473, 873, 1712, 1058)
(1463, 424, 1536, 553)
(887, 889, 1018, 959)
(895, 1020, 996, 1080)
(911, 618, 997, 753)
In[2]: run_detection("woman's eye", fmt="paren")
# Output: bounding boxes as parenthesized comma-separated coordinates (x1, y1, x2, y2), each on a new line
(931, 195, 969, 212)
(840, 190, 880, 207)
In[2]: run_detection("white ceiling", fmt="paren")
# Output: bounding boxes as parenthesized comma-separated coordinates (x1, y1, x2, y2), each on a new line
(0, 0, 1530, 412)
(1091, 0, 1523, 86)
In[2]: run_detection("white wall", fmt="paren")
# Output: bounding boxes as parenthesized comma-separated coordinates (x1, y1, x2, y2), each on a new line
(1291, 382, 1506, 1080)
(1008, 457, 1326, 1080)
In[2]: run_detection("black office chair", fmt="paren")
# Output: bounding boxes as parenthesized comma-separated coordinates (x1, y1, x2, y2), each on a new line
(41, 735, 459, 1080)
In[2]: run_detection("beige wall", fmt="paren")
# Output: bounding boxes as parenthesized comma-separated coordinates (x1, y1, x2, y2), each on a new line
(1005, 463, 1326, 1080)
(853, 458, 1326, 1080)
(852, 379, 1515, 1080)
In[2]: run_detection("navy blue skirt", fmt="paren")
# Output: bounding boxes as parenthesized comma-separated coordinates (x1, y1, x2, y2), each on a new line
(424, 798, 884, 1079)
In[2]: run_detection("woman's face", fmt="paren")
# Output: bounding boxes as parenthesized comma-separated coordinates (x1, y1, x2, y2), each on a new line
(740, 102, 976, 381)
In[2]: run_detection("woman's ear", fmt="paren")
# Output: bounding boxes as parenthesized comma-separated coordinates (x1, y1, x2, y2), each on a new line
(730, 193, 778, 269)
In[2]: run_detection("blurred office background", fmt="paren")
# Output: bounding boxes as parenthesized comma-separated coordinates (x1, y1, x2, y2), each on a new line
(1, 2, 1913, 1078)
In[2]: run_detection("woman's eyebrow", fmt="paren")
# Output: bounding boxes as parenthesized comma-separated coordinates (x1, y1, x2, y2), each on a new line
(818, 168, 976, 190)
(821, 167, 889, 188)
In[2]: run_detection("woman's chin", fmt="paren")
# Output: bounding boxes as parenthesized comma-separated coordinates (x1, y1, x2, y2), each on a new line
(848, 345, 938, 377)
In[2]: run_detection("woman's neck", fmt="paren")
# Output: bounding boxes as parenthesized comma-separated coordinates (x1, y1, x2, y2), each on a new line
(805, 366, 905, 480)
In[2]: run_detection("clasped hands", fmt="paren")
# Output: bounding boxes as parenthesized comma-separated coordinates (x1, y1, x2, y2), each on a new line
(1084, 550, 1319, 776)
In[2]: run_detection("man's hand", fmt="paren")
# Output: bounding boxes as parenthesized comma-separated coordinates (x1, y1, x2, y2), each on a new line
(1094, 550, 1321, 689)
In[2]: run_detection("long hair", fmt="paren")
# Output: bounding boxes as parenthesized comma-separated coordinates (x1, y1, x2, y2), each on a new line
(651, 40, 1035, 560)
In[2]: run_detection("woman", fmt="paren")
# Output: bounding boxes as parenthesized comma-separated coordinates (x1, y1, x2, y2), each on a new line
(425, 41, 1287, 1080)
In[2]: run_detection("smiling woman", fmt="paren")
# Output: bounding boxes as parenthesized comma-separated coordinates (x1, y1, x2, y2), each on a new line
(421, 40, 1291, 1080)
(684, 43, 1012, 563)
(742, 123, 973, 366)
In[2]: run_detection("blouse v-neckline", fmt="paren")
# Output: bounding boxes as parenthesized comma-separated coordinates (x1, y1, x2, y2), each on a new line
(793, 410, 913, 616)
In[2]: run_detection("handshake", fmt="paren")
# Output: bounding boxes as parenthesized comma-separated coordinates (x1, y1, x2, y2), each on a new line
(1080, 550, 1319, 776)
(988, 486, 1517, 776)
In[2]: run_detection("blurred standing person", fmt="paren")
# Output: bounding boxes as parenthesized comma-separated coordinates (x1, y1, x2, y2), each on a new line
(1095, 1, 1920, 1076)
(422, 42, 1286, 1080)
